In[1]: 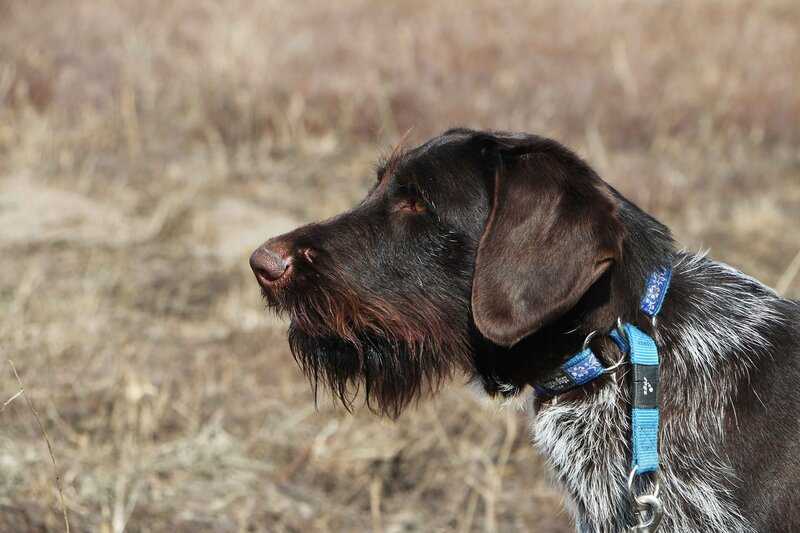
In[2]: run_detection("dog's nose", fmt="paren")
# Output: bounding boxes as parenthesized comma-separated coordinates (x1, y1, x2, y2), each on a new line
(250, 245, 290, 286)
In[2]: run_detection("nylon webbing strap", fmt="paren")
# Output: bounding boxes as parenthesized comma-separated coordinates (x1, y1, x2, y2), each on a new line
(531, 265, 671, 481)
(641, 267, 671, 318)
(625, 323, 660, 474)
(533, 348, 606, 397)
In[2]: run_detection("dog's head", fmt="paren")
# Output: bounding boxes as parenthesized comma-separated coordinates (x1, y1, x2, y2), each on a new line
(251, 129, 624, 416)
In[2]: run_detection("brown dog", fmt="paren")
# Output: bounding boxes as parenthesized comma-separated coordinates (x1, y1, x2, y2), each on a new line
(251, 129, 800, 532)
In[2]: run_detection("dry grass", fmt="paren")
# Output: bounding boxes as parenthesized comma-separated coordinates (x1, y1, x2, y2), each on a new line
(0, 1, 798, 532)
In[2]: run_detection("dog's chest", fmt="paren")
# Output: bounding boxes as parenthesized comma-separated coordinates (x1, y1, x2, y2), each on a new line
(528, 386, 631, 532)
(526, 381, 755, 533)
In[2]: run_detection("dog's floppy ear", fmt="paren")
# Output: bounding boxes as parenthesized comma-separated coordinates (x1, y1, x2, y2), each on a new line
(471, 135, 624, 347)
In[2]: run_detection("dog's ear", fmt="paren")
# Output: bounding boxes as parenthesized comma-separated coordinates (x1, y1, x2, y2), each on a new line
(471, 135, 625, 347)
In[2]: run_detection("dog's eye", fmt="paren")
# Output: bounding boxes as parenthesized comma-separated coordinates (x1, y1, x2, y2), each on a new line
(392, 184, 428, 214)
(395, 197, 427, 214)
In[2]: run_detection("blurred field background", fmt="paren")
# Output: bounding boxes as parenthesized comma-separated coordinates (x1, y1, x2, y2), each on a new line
(1, 1, 798, 532)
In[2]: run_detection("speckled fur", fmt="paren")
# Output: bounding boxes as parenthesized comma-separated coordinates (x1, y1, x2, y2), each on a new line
(527, 251, 795, 532)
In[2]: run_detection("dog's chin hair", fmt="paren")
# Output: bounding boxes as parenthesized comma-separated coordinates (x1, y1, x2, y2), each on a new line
(288, 324, 466, 419)
(265, 268, 473, 418)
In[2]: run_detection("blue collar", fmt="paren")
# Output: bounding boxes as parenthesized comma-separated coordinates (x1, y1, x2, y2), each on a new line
(533, 266, 671, 528)
(534, 266, 671, 491)
(533, 267, 671, 398)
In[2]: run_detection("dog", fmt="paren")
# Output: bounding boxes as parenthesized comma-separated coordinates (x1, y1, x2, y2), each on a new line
(250, 128, 800, 532)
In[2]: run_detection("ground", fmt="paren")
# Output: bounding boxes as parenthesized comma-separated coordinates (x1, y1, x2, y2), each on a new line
(0, 1, 798, 532)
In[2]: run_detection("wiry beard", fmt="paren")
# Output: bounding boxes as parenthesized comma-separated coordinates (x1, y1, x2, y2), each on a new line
(262, 269, 473, 418)
(288, 328, 456, 418)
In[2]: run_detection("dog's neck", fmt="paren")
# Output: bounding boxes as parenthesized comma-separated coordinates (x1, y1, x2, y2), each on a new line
(491, 202, 792, 532)
(527, 248, 790, 532)
(469, 188, 796, 532)
(473, 195, 676, 396)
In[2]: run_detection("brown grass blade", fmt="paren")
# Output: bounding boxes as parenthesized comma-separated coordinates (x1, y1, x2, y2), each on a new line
(8, 360, 70, 533)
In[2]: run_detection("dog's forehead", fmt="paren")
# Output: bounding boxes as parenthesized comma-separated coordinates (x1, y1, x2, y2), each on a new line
(392, 131, 480, 187)
(408, 129, 476, 160)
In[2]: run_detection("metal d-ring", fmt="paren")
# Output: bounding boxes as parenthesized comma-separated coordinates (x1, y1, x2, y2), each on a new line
(602, 318, 629, 375)
(627, 466, 661, 500)
(582, 330, 599, 351)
